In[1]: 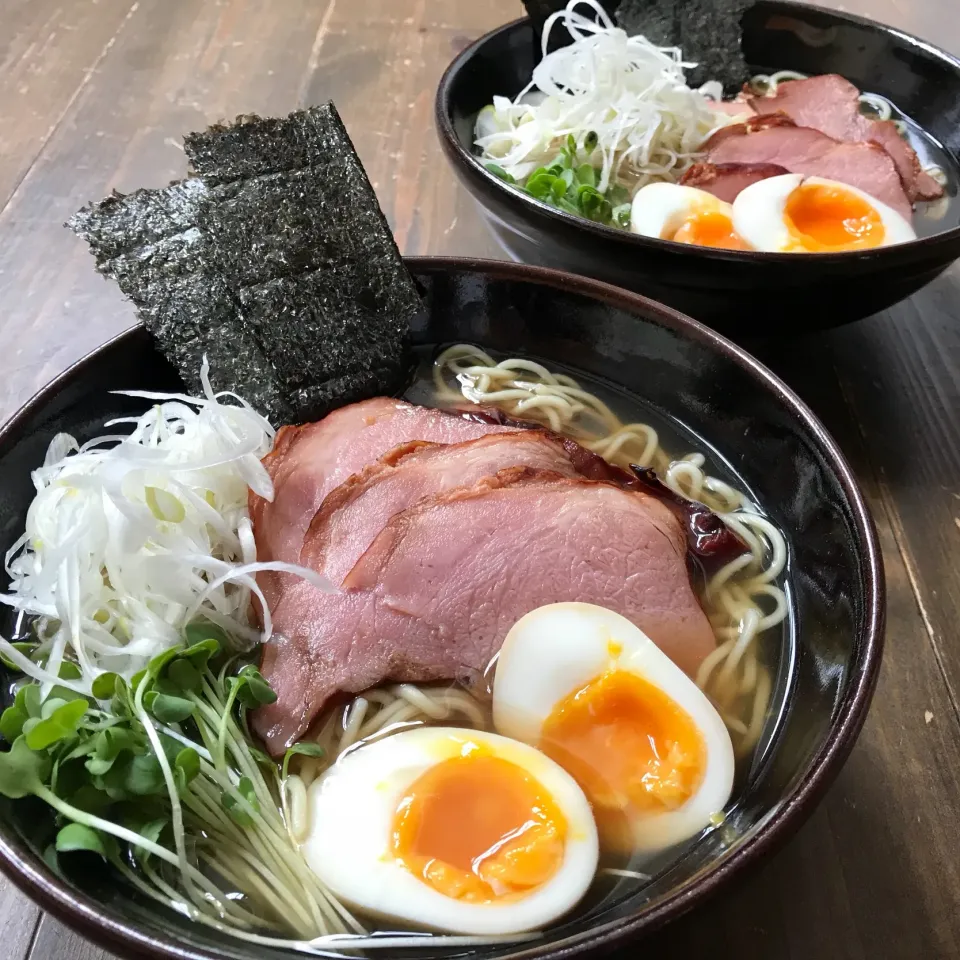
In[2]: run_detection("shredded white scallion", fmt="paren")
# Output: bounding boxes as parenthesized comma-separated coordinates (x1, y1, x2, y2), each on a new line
(475, 0, 736, 193)
(0, 359, 333, 697)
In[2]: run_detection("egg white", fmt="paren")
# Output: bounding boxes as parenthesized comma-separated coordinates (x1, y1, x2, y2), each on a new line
(630, 182, 736, 240)
(731, 173, 916, 252)
(301, 726, 600, 935)
(492, 602, 735, 858)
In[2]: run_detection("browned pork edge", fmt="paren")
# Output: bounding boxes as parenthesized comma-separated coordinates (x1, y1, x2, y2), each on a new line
(680, 161, 791, 202)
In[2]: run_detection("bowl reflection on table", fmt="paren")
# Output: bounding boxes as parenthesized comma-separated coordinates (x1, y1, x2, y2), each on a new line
(435, 1, 960, 335)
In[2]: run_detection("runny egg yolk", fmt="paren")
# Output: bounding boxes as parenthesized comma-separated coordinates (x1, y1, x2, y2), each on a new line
(391, 752, 567, 902)
(671, 210, 749, 250)
(784, 182, 885, 251)
(538, 670, 706, 852)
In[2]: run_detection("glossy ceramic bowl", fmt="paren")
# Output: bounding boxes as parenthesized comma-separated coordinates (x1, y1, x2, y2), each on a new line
(0, 259, 883, 959)
(436, 1, 960, 334)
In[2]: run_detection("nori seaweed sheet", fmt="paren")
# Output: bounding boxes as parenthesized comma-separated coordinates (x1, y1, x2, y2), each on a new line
(614, 0, 751, 90)
(518, 0, 750, 91)
(69, 102, 420, 425)
(183, 110, 337, 186)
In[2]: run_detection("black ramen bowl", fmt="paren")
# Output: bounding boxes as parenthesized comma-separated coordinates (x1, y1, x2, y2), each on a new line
(0, 259, 882, 959)
(436, 1, 960, 334)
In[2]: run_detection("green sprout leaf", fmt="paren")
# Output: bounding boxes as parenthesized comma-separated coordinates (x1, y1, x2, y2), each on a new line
(58, 662, 82, 681)
(0, 642, 38, 671)
(97, 726, 138, 760)
(40, 697, 70, 720)
(97, 758, 134, 801)
(24, 699, 87, 751)
(576, 164, 597, 188)
(554, 168, 576, 198)
(53, 754, 93, 799)
(174, 747, 200, 791)
(68, 783, 113, 815)
(91, 672, 121, 701)
(238, 776, 258, 806)
(138, 817, 168, 846)
(583, 130, 599, 152)
(0, 690, 29, 743)
(184, 622, 228, 651)
(23, 684, 42, 718)
(109, 677, 133, 719)
(84, 726, 138, 776)
(166, 658, 201, 695)
(525, 171, 556, 200)
(234, 665, 276, 708)
(577, 184, 612, 223)
(222, 793, 253, 826)
(145, 647, 183, 682)
(125, 753, 165, 796)
(122, 815, 168, 864)
(182, 637, 221, 669)
(56, 823, 118, 860)
(247, 744, 274, 767)
(281, 742, 325, 781)
(62, 737, 98, 764)
(483, 162, 515, 184)
(222, 775, 260, 827)
(0, 736, 50, 798)
(46, 662, 87, 704)
(144, 691, 195, 724)
(84, 755, 115, 777)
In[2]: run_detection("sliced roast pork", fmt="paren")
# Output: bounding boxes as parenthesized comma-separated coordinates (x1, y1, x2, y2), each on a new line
(306, 431, 586, 584)
(704, 118, 913, 219)
(253, 467, 717, 754)
(680, 161, 790, 202)
(249, 398, 513, 609)
(747, 74, 942, 202)
(456, 406, 750, 569)
(704, 113, 797, 150)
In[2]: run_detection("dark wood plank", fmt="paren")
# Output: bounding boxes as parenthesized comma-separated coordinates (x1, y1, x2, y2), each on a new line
(0, 873, 40, 960)
(30, 921, 116, 960)
(821, 295, 960, 716)
(0, 0, 139, 212)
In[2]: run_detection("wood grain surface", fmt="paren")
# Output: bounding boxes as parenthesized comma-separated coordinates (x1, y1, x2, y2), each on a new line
(0, 1, 958, 958)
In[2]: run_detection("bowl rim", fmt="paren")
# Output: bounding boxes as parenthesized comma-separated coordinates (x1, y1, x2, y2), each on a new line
(0, 256, 885, 960)
(435, 0, 960, 264)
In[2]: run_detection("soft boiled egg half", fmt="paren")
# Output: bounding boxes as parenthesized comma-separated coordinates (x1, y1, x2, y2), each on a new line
(630, 176, 916, 253)
(630, 182, 749, 249)
(732, 173, 916, 252)
(493, 603, 734, 858)
(302, 727, 599, 934)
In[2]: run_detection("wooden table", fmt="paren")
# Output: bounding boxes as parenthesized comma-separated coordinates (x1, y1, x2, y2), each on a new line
(1, 1, 958, 957)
